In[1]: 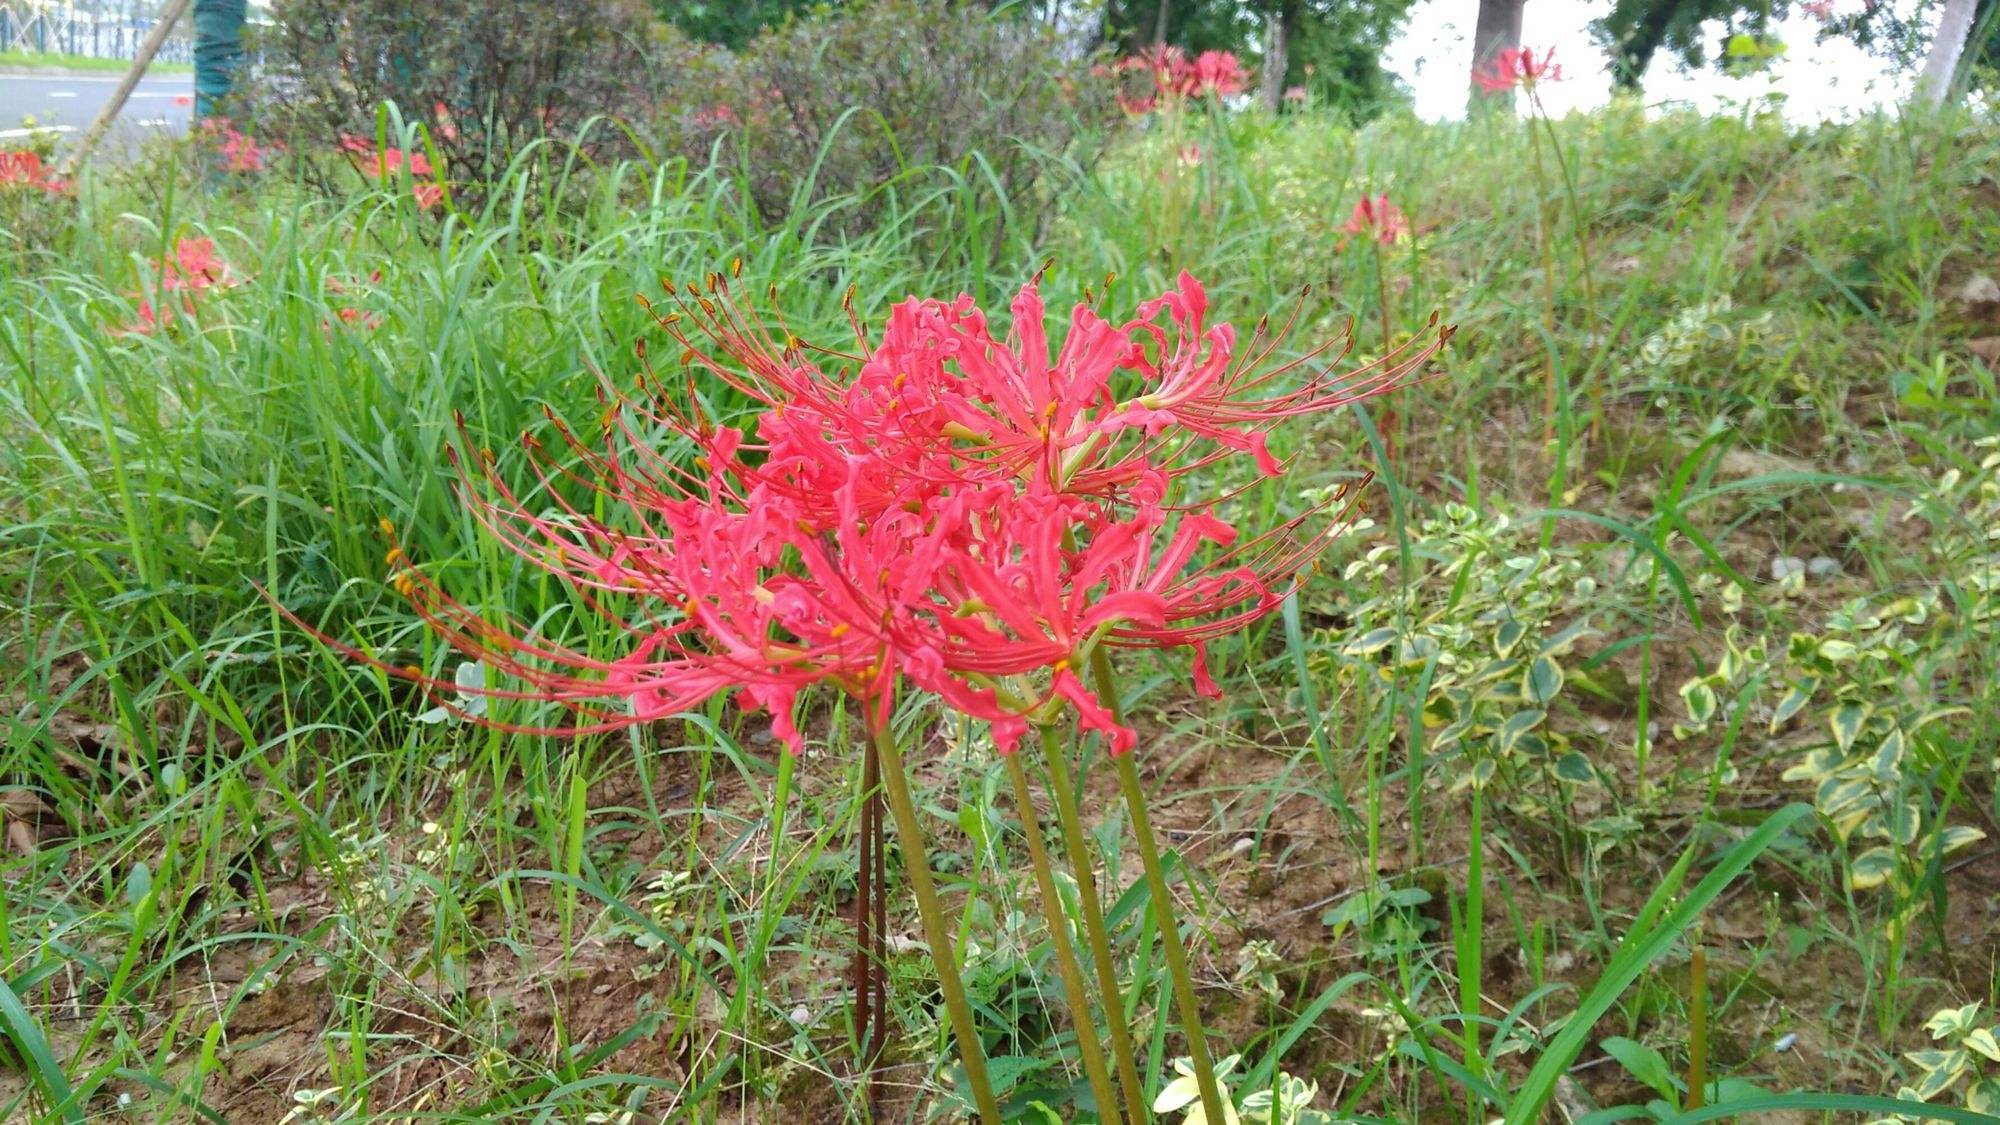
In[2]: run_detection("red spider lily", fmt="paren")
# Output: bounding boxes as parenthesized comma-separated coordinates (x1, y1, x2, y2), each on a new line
(641, 270, 1444, 505)
(1116, 45, 1249, 113)
(339, 136, 444, 208)
(199, 117, 280, 173)
(340, 135, 434, 179)
(1186, 50, 1250, 97)
(159, 236, 236, 292)
(116, 237, 242, 335)
(1283, 86, 1308, 104)
(323, 307, 383, 335)
(1339, 193, 1410, 248)
(1473, 46, 1563, 94)
(285, 270, 1444, 760)
(432, 102, 460, 144)
(0, 149, 71, 195)
(119, 298, 190, 336)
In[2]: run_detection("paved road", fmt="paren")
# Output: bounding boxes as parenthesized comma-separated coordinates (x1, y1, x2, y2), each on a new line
(0, 70, 195, 149)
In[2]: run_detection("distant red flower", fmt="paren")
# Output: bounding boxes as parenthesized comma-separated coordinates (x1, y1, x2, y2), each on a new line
(1340, 193, 1409, 248)
(160, 236, 236, 292)
(340, 136, 443, 208)
(174, 95, 192, 107)
(199, 117, 280, 173)
(1186, 50, 1249, 97)
(0, 149, 70, 195)
(1802, 0, 1836, 17)
(1283, 86, 1308, 104)
(1116, 45, 1250, 113)
(1473, 46, 1563, 94)
(117, 236, 243, 335)
(323, 307, 383, 335)
(340, 135, 434, 179)
(432, 102, 460, 144)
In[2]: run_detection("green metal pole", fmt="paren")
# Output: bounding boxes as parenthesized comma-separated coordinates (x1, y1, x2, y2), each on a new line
(192, 0, 245, 120)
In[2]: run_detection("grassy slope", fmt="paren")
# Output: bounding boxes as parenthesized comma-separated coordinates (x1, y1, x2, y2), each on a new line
(0, 104, 1996, 1121)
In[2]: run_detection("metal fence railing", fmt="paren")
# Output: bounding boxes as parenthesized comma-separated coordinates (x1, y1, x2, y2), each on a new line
(0, 3, 193, 64)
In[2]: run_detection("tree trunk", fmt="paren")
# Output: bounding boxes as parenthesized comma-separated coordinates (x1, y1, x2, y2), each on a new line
(1152, 0, 1170, 45)
(193, 0, 247, 120)
(1467, 0, 1526, 110)
(1917, 0, 1979, 107)
(1259, 0, 1291, 111)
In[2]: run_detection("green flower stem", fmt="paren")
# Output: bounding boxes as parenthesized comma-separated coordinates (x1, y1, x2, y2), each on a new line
(1037, 724, 1151, 1125)
(1091, 648, 1227, 1125)
(1004, 751, 1126, 1125)
(870, 716, 1002, 1125)
(1525, 105, 1561, 452)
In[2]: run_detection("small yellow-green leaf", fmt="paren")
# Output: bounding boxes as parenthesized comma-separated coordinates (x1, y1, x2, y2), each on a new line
(1344, 627, 1398, 657)
(1848, 846, 1897, 890)
(1525, 655, 1564, 705)
(1962, 1027, 2000, 1063)
(1870, 728, 1906, 775)
(1770, 686, 1812, 730)
(1680, 679, 1718, 726)
(1554, 752, 1595, 784)
(1939, 825, 1986, 855)
(1830, 702, 1868, 752)
(1817, 637, 1859, 662)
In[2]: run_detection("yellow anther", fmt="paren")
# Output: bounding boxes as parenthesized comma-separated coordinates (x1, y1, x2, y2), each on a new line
(378, 517, 395, 537)
(384, 547, 405, 566)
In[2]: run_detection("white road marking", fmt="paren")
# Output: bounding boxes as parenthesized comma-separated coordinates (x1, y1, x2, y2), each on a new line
(49, 91, 78, 98)
(137, 118, 170, 127)
(0, 125, 75, 138)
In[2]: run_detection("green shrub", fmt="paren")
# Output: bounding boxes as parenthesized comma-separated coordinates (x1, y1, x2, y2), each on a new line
(664, 0, 1118, 233)
(248, 0, 668, 187)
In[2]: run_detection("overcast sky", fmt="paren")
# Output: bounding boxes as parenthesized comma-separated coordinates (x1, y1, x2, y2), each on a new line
(1383, 0, 1924, 122)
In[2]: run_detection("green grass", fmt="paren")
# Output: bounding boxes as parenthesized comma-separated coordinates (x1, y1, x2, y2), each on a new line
(0, 102, 1996, 1122)
(0, 48, 192, 75)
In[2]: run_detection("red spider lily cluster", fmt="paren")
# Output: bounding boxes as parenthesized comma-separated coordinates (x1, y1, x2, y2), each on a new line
(1473, 46, 1564, 94)
(1112, 46, 1250, 114)
(198, 117, 281, 174)
(0, 149, 71, 195)
(1340, 193, 1410, 249)
(120, 236, 243, 335)
(339, 135, 445, 209)
(322, 272, 386, 335)
(324, 271, 1448, 755)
